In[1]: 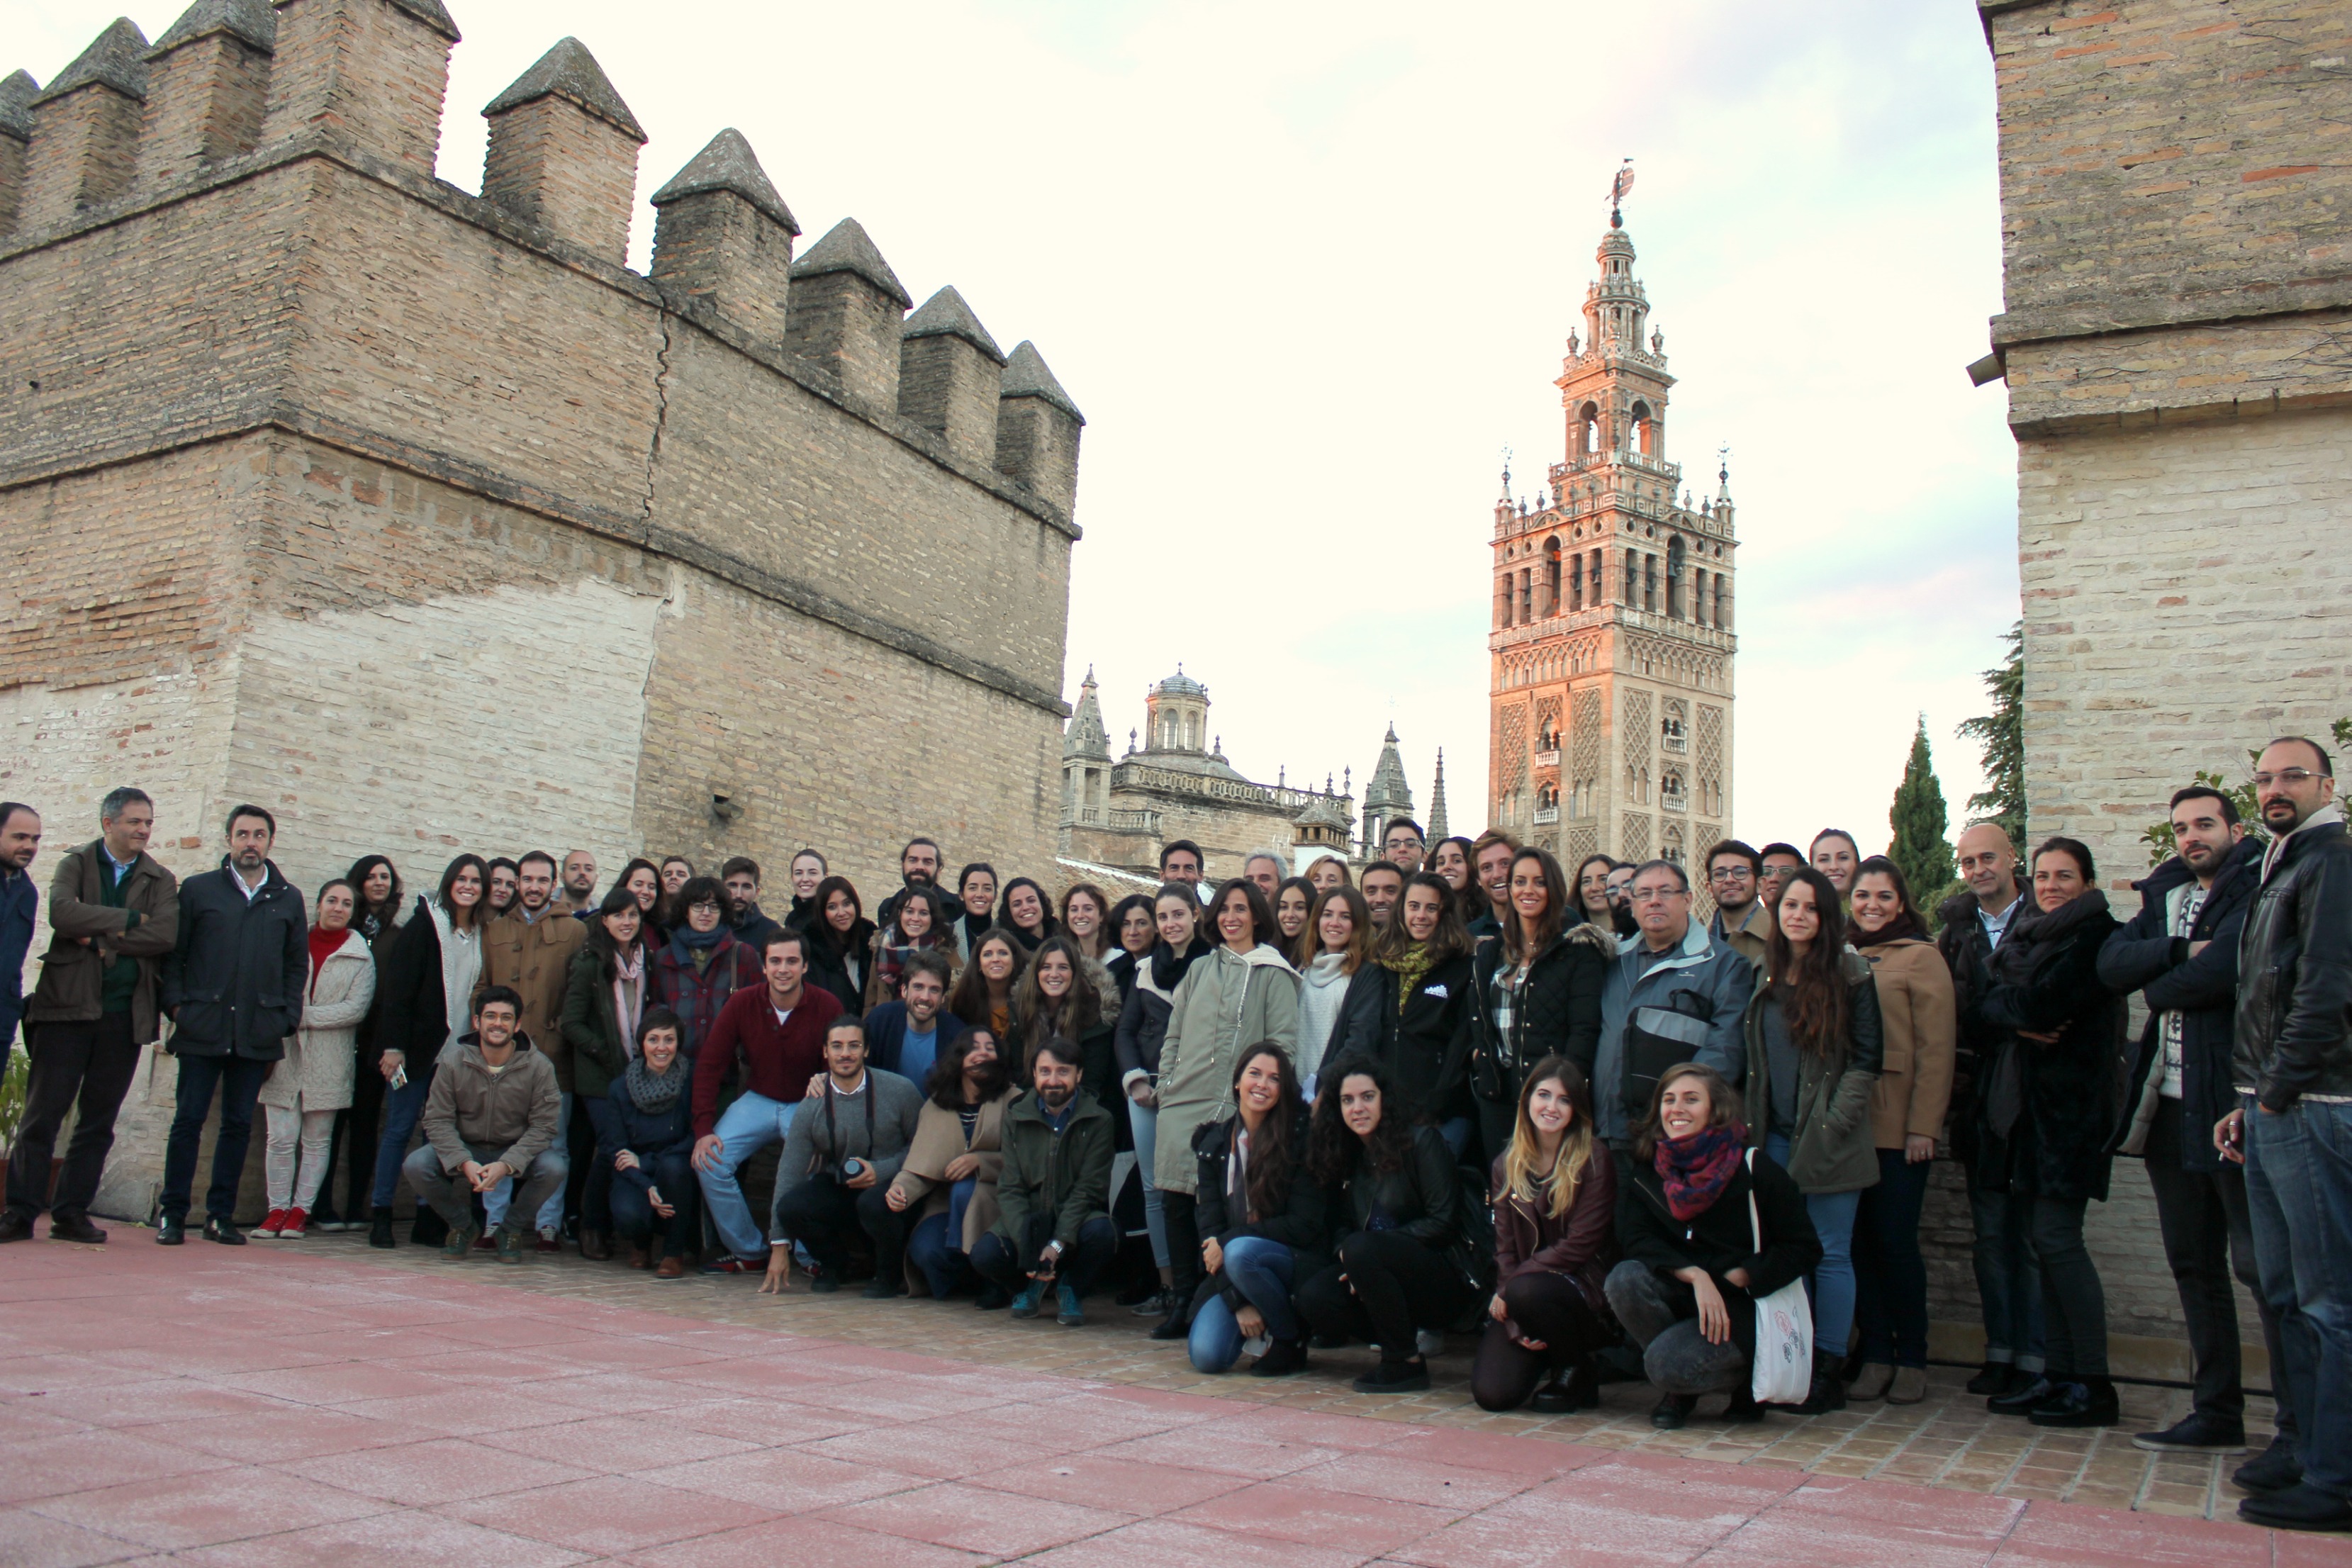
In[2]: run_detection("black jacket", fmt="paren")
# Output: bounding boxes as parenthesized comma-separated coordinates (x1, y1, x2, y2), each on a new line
(2100, 837, 2263, 1170)
(160, 860, 308, 1060)
(1966, 890, 2125, 1201)
(1192, 1108, 1331, 1321)
(2234, 813, 2352, 1109)
(1936, 886, 2015, 1168)
(1114, 978, 1175, 1081)
(1616, 1146, 1821, 1367)
(1192, 1108, 1328, 1263)
(375, 900, 471, 1069)
(805, 917, 878, 1017)
(1465, 925, 1609, 1104)
(1328, 951, 1475, 1126)
(1333, 1123, 1462, 1248)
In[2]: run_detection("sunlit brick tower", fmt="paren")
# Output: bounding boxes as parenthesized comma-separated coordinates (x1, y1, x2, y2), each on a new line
(1486, 210, 1738, 878)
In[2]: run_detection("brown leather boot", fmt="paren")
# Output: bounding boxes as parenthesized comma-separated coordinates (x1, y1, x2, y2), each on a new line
(628, 1243, 651, 1270)
(654, 1255, 687, 1280)
(578, 1228, 613, 1262)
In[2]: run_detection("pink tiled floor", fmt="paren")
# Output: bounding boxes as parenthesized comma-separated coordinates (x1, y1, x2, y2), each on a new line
(0, 1242, 2337, 1565)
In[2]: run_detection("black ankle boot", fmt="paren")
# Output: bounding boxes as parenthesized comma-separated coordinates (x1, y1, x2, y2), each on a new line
(368, 1206, 396, 1249)
(1651, 1392, 1698, 1430)
(1791, 1349, 1846, 1415)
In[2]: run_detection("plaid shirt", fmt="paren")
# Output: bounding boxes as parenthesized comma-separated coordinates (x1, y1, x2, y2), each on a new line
(653, 932, 762, 1062)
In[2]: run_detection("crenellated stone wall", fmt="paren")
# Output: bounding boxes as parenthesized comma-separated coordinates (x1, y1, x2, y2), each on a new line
(0, 0, 1087, 1223)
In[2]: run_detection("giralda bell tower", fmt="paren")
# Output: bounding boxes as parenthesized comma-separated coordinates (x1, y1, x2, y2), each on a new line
(1486, 194, 1738, 878)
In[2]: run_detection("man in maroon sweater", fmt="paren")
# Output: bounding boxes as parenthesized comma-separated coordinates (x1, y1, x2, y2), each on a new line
(690, 931, 844, 1271)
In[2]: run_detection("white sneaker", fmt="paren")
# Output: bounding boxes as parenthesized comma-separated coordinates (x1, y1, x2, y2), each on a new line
(1415, 1328, 1445, 1358)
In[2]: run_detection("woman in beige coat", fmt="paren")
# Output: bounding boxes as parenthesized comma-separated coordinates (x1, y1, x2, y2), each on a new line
(885, 1026, 1019, 1301)
(1846, 856, 1958, 1406)
(257, 880, 377, 1238)
(1147, 879, 1299, 1340)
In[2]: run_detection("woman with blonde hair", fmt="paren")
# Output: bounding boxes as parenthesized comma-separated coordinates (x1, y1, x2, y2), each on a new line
(1474, 1055, 1617, 1412)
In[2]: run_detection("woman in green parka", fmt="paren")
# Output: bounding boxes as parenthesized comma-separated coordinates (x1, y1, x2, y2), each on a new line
(561, 887, 648, 1260)
(1147, 878, 1299, 1340)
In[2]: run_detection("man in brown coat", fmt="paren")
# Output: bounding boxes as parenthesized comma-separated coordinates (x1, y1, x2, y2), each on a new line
(475, 849, 583, 1249)
(1, 788, 180, 1244)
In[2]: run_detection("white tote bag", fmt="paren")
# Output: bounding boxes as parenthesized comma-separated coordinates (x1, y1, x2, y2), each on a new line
(1745, 1149, 1814, 1404)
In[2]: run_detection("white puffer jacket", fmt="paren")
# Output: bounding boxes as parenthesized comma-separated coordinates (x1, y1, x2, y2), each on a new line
(258, 928, 376, 1113)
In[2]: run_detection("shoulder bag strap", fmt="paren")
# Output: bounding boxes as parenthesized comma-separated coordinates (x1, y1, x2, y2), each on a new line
(1745, 1146, 1762, 1254)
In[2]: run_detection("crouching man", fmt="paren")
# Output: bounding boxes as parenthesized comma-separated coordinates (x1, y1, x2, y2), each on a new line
(973, 1037, 1117, 1326)
(402, 985, 565, 1264)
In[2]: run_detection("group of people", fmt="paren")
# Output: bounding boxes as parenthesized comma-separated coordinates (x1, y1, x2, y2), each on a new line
(0, 732, 2343, 1531)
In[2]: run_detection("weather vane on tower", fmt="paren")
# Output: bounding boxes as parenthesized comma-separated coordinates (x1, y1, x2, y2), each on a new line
(1608, 158, 1635, 228)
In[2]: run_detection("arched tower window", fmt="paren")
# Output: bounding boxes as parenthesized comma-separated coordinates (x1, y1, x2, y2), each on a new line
(1579, 402, 1600, 454)
(1667, 535, 1686, 618)
(1542, 537, 1561, 617)
(1631, 401, 1655, 456)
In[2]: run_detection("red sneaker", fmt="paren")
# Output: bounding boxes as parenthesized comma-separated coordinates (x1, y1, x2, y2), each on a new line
(472, 1231, 498, 1250)
(254, 1209, 288, 1238)
(279, 1209, 308, 1238)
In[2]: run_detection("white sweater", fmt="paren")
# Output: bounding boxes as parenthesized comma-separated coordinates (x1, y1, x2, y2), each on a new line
(1295, 952, 1353, 1092)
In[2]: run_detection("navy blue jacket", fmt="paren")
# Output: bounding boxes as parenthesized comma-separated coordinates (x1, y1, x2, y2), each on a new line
(588, 1072, 696, 1194)
(863, 1000, 967, 1084)
(0, 864, 35, 1048)
(2100, 837, 2263, 1172)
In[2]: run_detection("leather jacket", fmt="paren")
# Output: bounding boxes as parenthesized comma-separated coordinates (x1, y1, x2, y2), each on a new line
(2232, 812, 2352, 1110)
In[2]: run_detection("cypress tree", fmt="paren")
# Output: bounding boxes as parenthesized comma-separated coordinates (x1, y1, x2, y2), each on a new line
(1956, 620, 2027, 848)
(1889, 715, 1956, 897)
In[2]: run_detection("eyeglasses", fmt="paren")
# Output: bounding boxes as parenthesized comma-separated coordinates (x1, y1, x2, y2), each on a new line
(2253, 770, 2322, 788)
(1709, 868, 1754, 883)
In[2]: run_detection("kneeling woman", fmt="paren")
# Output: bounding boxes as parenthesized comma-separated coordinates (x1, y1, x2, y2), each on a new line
(885, 1027, 1017, 1304)
(1297, 1055, 1476, 1394)
(1187, 1043, 1326, 1376)
(591, 1008, 699, 1279)
(1607, 1064, 1821, 1429)
(1474, 1056, 1618, 1413)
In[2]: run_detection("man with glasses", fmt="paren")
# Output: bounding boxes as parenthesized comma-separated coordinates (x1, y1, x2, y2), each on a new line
(2218, 737, 2352, 1532)
(1594, 860, 1754, 1163)
(1757, 842, 1806, 909)
(1704, 839, 1769, 967)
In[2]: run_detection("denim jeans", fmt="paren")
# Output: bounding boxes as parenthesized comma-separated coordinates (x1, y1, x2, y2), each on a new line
(1128, 1098, 1169, 1270)
(1767, 1131, 1861, 1353)
(1966, 1170, 2045, 1371)
(1604, 1259, 1747, 1396)
(161, 1053, 271, 1223)
(608, 1147, 699, 1260)
(907, 1188, 980, 1299)
(369, 1063, 435, 1209)
(2244, 1094, 2352, 1498)
(1852, 1149, 1934, 1368)
(403, 1142, 568, 1235)
(1189, 1237, 1298, 1372)
(485, 1090, 571, 1233)
(695, 1091, 798, 1258)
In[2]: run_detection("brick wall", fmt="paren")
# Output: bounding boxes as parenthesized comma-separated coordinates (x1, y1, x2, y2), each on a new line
(1978, 0, 2352, 1373)
(0, 40, 1079, 1219)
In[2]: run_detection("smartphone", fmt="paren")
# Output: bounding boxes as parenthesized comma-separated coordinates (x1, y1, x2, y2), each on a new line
(390, 1065, 408, 1092)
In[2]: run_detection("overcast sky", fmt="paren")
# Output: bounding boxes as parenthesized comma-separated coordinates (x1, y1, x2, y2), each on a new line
(26, 0, 2020, 858)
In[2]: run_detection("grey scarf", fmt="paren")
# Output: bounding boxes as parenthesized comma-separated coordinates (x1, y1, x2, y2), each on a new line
(625, 1055, 688, 1116)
